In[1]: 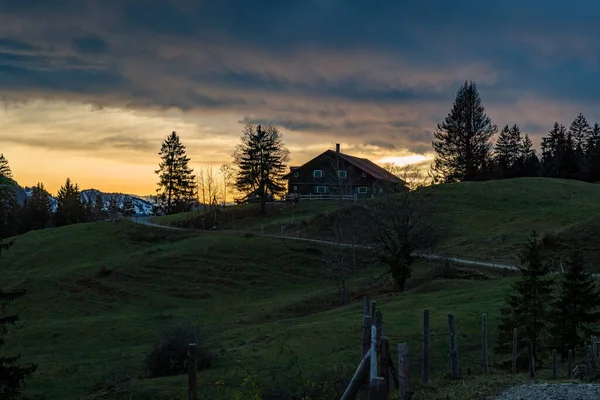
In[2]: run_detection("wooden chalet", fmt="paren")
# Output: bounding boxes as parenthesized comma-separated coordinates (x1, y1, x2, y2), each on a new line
(283, 144, 407, 201)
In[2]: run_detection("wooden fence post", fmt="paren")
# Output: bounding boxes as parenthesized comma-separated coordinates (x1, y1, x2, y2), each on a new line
(375, 311, 383, 345)
(422, 309, 430, 384)
(592, 336, 597, 367)
(370, 301, 377, 325)
(586, 345, 592, 376)
(360, 297, 372, 400)
(188, 343, 198, 400)
(512, 328, 517, 375)
(567, 349, 573, 379)
(448, 314, 458, 379)
(379, 337, 390, 393)
(398, 343, 409, 400)
(552, 349, 557, 380)
(528, 340, 535, 380)
(482, 313, 489, 374)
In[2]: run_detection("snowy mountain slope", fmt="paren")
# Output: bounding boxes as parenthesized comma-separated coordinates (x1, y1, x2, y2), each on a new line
(21, 186, 155, 216)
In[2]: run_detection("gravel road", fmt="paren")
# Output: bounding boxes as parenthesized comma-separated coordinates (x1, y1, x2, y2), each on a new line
(495, 383, 600, 399)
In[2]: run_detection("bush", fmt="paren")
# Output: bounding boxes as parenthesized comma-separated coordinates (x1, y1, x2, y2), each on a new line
(144, 320, 220, 378)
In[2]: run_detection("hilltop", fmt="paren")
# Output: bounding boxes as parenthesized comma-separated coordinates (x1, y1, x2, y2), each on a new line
(154, 177, 600, 267)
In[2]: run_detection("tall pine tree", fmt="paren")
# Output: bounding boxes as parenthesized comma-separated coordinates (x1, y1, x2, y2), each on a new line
(495, 232, 554, 371)
(541, 122, 568, 178)
(551, 249, 600, 360)
(54, 178, 85, 227)
(494, 124, 522, 178)
(431, 81, 496, 183)
(93, 194, 106, 221)
(21, 183, 52, 231)
(517, 134, 541, 177)
(0, 156, 19, 241)
(155, 131, 196, 215)
(0, 154, 12, 179)
(586, 123, 600, 182)
(233, 124, 290, 214)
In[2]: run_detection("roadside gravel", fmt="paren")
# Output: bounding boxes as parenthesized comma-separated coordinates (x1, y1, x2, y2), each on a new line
(495, 383, 600, 399)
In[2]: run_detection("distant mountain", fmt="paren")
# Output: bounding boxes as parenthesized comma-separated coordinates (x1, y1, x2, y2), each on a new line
(19, 185, 155, 216)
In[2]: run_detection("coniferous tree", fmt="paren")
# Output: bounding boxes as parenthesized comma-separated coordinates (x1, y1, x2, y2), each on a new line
(495, 232, 554, 371)
(122, 198, 135, 217)
(0, 154, 12, 179)
(233, 124, 290, 214)
(517, 134, 541, 177)
(107, 197, 120, 222)
(494, 124, 522, 178)
(431, 81, 496, 183)
(155, 131, 196, 215)
(0, 156, 19, 240)
(586, 123, 600, 182)
(21, 183, 52, 231)
(82, 199, 93, 222)
(541, 122, 568, 178)
(54, 178, 85, 227)
(93, 194, 106, 221)
(551, 249, 600, 360)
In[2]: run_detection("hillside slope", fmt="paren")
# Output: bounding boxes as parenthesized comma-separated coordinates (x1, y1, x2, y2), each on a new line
(2, 221, 516, 399)
(295, 177, 600, 266)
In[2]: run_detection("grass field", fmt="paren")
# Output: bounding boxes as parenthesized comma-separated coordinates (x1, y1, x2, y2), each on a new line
(5, 177, 600, 399)
(2, 220, 528, 400)
(153, 178, 600, 267)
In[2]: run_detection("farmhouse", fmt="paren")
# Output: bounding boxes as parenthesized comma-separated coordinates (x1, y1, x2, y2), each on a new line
(284, 144, 407, 201)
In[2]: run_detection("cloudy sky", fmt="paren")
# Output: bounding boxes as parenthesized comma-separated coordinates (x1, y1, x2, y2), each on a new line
(1, 0, 599, 195)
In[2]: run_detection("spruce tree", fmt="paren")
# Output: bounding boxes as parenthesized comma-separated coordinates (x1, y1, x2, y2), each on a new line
(22, 183, 52, 231)
(122, 198, 135, 217)
(541, 122, 568, 178)
(0, 154, 12, 179)
(54, 178, 85, 227)
(233, 124, 290, 214)
(93, 194, 106, 221)
(431, 81, 496, 183)
(551, 249, 600, 360)
(495, 232, 554, 371)
(517, 134, 541, 177)
(155, 131, 196, 214)
(586, 123, 600, 182)
(0, 157, 19, 241)
(494, 124, 522, 178)
(107, 197, 120, 222)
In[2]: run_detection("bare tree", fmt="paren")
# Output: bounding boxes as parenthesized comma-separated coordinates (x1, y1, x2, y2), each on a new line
(382, 162, 429, 191)
(197, 165, 221, 210)
(219, 163, 235, 206)
(370, 187, 433, 292)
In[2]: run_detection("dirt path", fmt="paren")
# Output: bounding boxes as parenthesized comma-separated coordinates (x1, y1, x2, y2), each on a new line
(130, 216, 519, 271)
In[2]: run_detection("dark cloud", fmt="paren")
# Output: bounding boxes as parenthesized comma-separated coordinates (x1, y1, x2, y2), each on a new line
(365, 140, 397, 150)
(1, 0, 600, 157)
(72, 35, 108, 55)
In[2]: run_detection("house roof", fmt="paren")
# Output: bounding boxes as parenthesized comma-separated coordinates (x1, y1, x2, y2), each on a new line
(284, 149, 405, 184)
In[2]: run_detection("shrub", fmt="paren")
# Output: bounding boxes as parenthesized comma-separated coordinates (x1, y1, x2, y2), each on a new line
(144, 320, 220, 378)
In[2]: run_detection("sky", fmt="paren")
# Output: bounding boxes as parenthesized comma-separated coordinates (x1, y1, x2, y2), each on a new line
(1, 1, 600, 195)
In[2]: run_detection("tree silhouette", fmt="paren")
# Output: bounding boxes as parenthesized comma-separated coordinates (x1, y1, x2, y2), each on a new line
(155, 131, 196, 214)
(431, 81, 496, 183)
(233, 124, 290, 214)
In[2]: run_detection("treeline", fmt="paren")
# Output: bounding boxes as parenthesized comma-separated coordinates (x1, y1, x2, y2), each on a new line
(0, 155, 136, 238)
(496, 233, 600, 370)
(432, 81, 600, 184)
(155, 125, 289, 216)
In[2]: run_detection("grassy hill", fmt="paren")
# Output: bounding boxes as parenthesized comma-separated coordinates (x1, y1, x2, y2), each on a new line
(154, 178, 600, 267)
(2, 221, 526, 400)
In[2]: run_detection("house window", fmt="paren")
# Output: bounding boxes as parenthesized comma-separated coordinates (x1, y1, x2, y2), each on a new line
(338, 170, 347, 179)
(361, 172, 367, 177)
(313, 170, 323, 178)
(293, 171, 299, 177)
(293, 185, 298, 191)
(315, 186, 328, 194)
(357, 186, 368, 194)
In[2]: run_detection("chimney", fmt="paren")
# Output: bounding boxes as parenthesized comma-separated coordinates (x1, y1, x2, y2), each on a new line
(335, 143, 340, 153)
